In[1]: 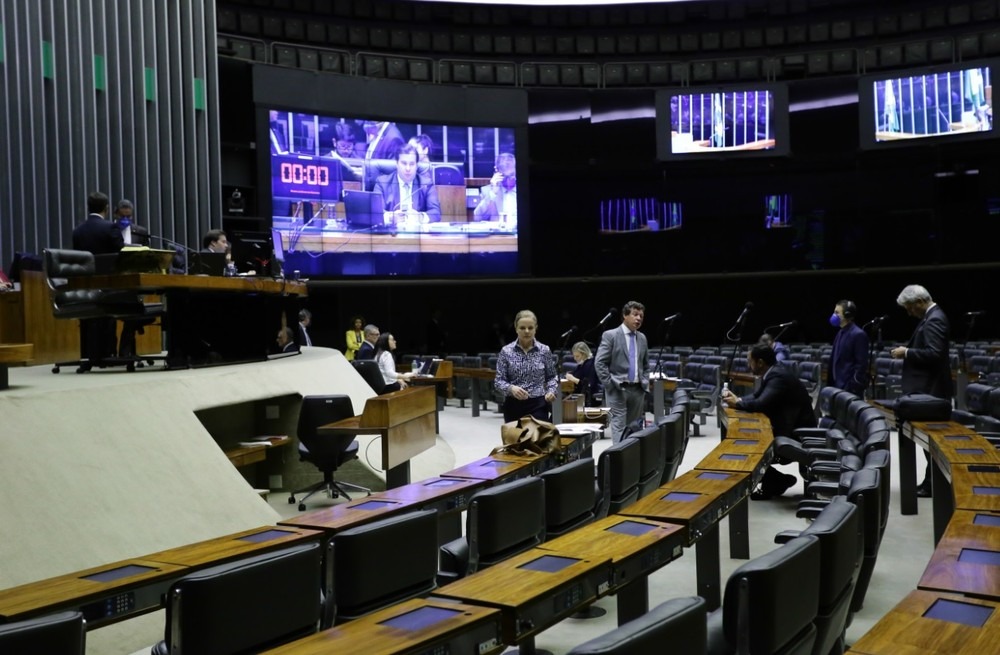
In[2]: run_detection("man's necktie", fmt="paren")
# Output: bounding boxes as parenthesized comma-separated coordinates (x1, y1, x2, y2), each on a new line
(628, 331, 636, 383)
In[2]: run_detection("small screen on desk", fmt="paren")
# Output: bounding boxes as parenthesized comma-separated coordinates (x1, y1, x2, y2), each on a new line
(262, 108, 521, 278)
(956, 448, 986, 456)
(81, 564, 157, 583)
(720, 454, 748, 461)
(967, 465, 1000, 473)
(973, 486, 1000, 496)
(661, 491, 702, 502)
(957, 548, 1000, 566)
(606, 520, 659, 537)
(518, 554, 580, 573)
(923, 598, 994, 627)
(351, 500, 400, 510)
(732, 439, 759, 446)
(378, 605, 463, 630)
(425, 478, 464, 487)
(974, 513, 1000, 527)
(737, 428, 761, 434)
(697, 472, 731, 481)
(237, 529, 295, 543)
(944, 434, 973, 441)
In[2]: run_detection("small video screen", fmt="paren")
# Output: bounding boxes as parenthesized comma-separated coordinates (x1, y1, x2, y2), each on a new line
(872, 66, 993, 142)
(764, 194, 791, 229)
(599, 198, 680, 233)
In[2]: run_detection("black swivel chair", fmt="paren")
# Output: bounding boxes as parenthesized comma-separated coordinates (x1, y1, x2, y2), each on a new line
(705, 535, 821, 655)
(774, 498, 862, 655)
(594, 438, 642, 518)
(288, 395, 370, 511)
(438, 477, 546, 583)
(0, 610, 85, 654)
(540, 458, 597, 538)
(628, 425, 666, 499)
(151, 542, 329, 655)
(351, 359, 387, 394)
(331, 509, 439, 623)
(568, 596, 707, 655)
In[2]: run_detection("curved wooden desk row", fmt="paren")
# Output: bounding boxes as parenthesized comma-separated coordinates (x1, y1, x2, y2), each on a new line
(848, 418, 1000, 655)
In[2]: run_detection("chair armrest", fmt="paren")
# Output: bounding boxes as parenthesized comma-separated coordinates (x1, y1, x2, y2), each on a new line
(438, 537, 469, 581)
(792, 427, 830, 440)
(809, 447, 838, 461)
(774, 529, 803, 544)
(800, 437, 827, 449)
(705, 608, 728, 655)
(805, 481, 840, 498)
(795, 505, 825, 520)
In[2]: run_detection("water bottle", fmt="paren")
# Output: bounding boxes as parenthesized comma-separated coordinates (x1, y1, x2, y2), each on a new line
(224, 261, 236, 277)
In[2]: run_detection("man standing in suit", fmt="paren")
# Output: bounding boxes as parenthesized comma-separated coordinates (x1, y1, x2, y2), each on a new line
(297, 309, 313, 348)
(72, 192, 124, 367)
(595, 301, 649, 443)
(113, 199, 150, 246)
(828, 299, 870, 395)
(363, 120, 405, 161)
(722, 342, 817, 499)
(355, 324, 380, 360)
(892, 284, 952, 497)
(375, 145, 441, 225)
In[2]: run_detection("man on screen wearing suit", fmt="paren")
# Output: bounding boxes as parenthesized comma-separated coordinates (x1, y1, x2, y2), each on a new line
(892, 284, 952, 497)
(375, 145, 441, 225)
(595, 301, 649, 443)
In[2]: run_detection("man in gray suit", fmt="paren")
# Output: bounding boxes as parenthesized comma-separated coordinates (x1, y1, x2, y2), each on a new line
(595, 301, 649, 442)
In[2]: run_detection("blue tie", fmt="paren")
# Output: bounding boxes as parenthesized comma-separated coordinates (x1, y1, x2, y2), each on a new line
(627, 331, 636, 383)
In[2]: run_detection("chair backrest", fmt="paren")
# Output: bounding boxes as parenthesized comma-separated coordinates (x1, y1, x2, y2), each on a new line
(540, 458, 596, 537)
(0, 611, 85, 654)
(657, 413, 686, 485)
(628, 425, 666, 498)
(42, 248, 105, 318)
(794, 499, 862, 655)
(816, 387, 842, 417)
(296, 395, 357, 461)
(595, 438, 641, 518)
(844, 468, 882, 614)
(351, 359, 387, 394)
(568, 596, 707, 655)
(722, 535, 821, 655)
(161, 542, 327, 655)
(467, 476, 546, 573)
(332, 509, 439, 622)
(966, 383, 994, 414)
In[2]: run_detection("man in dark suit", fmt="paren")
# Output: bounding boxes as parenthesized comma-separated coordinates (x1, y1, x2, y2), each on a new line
(828, 299, 870, 395)
(892, 284, 952, 496)
(363, 120, 405, 161)
(722, 342, 817, 499)
(113, 199, 150, 246)
(595, 301, 649, 443)
(72, 192, 124, 367)
(297, 309, 313, 348)
(276, 327, 298, 353)
(374, 145, 441, 225)
(355, 324, 380, 360)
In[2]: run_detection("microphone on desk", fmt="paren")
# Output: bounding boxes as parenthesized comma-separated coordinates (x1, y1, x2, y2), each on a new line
(662, 312, 682, 323)
(734, 302, 754, 325)
(863, 315, 889, 328)
(559, 326, 577, 340)
(598, 307, 617, 325)
(966, 311, 986, 317)
(773, 320, 797, 329)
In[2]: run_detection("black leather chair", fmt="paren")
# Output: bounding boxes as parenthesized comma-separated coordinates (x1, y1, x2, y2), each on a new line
(628, 425, 666, 498)
(331, 509, 439, 623)
(44, 248, 164, 373)
(288, 395, 370, 510)
(774, 498, 862, 655)
(658, 412, 687, 485)
(568, 596, 707, 655)
(594, 438, 641, 518)
(151, 542, 329, 655)
(351, 359, 387, 394)
(705, 535, 821, 655)
(438, 477, 546, 582)
(0, 610, 85, 653)
(540, 458, 596, 538)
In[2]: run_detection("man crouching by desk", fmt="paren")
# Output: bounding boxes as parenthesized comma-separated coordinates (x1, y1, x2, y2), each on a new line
(375, 144, 440, 226)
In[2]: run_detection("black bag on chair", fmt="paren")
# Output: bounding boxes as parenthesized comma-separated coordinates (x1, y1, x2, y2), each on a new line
(893, 393, 951, 422)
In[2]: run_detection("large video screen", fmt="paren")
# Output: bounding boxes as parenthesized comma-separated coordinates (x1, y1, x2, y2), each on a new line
(655, 84, 790, 159)
(859, 61, 996, 149)
(265, 109, 519, 276)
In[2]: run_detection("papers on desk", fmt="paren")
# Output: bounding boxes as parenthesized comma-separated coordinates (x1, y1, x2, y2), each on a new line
(237, 436, 288, 448)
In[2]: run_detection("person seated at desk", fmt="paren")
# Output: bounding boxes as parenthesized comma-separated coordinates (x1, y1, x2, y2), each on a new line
(408, 134, 433, 163)
(473, 152, 517, 224)
(565, 341, 600, 406)
(114, 199, 150, 246)
(276, 327, 298, 353)
(374, 145, 440, 226)
(202, 229, 229, 254)
(374, 332, 412, 393)
(326, 122, 363, 182)
(759, 332, 790, 363)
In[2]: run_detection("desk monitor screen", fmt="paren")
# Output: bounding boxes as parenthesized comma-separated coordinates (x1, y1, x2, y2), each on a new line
(189, 252, 228, 276)
(661, 492, 702, 502)
(606, 520, 659, 537)
(237, 529, 296, 543)
(923, 598, 994, 628)
(518, 554, 580, 573)
(271, 228, 285, 265)
(229, 230, 273, 275)
(82, 564, 158, 583)
(260, 106, 521, 278)
(378, 606, 463, 631)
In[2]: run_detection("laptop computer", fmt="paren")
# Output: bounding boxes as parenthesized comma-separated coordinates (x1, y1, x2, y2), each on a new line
(188, 252, 229, 276)
(94, 248, 177, 275)
(343, 189, 386, 230)
(271, 227, 285, 276)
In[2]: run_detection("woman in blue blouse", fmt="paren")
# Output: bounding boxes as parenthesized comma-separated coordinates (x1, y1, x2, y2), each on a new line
(494, 310, 559, 423)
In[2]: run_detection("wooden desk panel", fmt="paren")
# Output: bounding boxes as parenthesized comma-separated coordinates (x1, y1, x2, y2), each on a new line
(441, 454, 539, 483)
(433, 547, 613, 644)
(21, 270, 80, 363)
(278, 496, 420, 534)
(919, 510, 1000, 600)
(145, 525, 322, 568)
(851, 590, 1000, 655)
(952, 466, 1000, 513)
(378, 476, 486, 514)
(66, 272, 308, 296)
(261, 598, 504, 655)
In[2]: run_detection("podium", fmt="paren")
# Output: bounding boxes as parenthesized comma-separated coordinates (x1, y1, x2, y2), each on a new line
(318, 385, 436, 488)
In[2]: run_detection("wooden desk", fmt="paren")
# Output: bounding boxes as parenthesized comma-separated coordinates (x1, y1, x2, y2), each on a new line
(144, 525, 322, 568)
(453, 366, 497, 417)
(718, 406, 767, 439)
(442, 453, 540, 484)
(279, 494, 422, 535)
(539, 515, 687, 626)
(850, 589, 1000, 654)
(433, 547, 613, 646)
(0, 342, 33, 389)
(621, 468, 752, 611)
(319, 386, 437, 488)
(651, 375, 679, 420)
(924, 430, 1000, 543)
(951, 465, 1000, 513)
(379, 476, 488, 543)
(64, 273, 307, 368)
(918, 509, 1000, 601)
(261, 598, 504, 655)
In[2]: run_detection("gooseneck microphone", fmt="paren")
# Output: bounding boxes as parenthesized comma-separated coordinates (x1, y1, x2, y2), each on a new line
(662, 312, 682, 323)
(559, 326, 577, 340)
(726, 301, 754, 343)
(599, 307, 617, 325)
(735, 302, 754, 325)
(774, 320, 797, 329)
(966, 311, 986, 317)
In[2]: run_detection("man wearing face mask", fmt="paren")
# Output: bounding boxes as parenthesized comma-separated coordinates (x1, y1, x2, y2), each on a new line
(722, 342, 816, 499)
(474, 152, 517, 223)
(113, 199, 150, 246)
(828, 299, 869, 395)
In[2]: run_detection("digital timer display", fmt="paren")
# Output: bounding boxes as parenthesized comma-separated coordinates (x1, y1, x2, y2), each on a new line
(271, 154, 343, 200)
